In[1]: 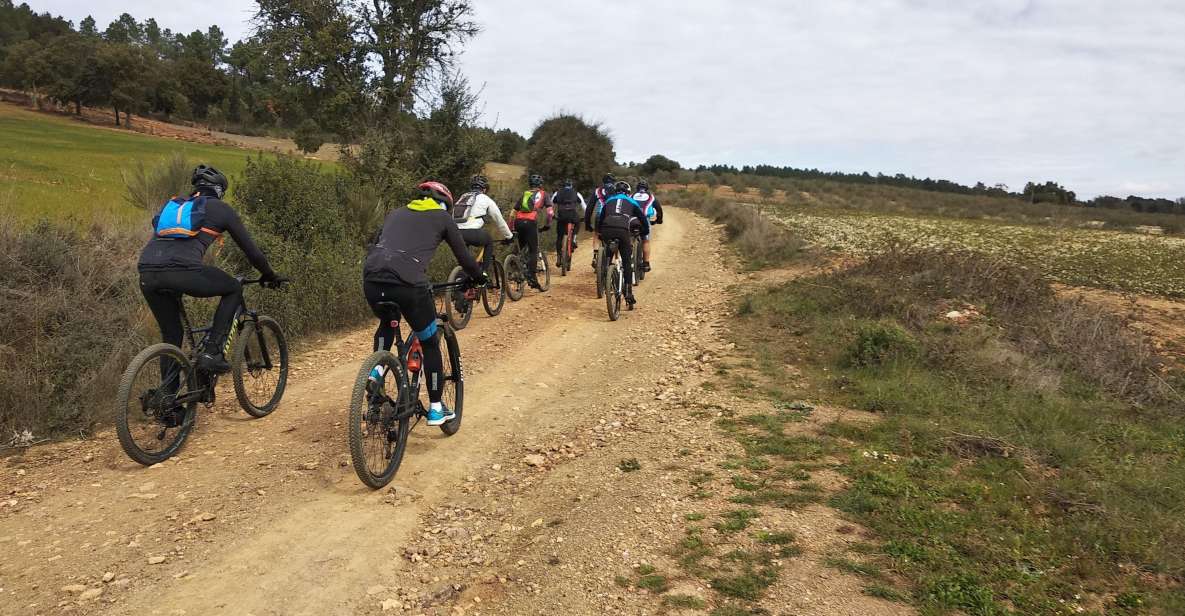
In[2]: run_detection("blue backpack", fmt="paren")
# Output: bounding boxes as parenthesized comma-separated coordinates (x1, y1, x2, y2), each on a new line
(153, 196, 211, 239)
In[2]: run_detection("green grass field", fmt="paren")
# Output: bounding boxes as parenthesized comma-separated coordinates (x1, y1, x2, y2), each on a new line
(0, 103, 263, 224)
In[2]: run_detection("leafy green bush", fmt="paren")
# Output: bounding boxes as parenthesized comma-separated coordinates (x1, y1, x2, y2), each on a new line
(846, 323, 918, 367)
(293, 119, 325, 155)
(526, 114, 615, 189)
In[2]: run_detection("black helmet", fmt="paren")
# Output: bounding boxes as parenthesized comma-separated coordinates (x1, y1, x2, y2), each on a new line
(191, 164, 228, 198)
(528, 173, 543, 188)
(602, 173, 616, 186)
(470, 175, 489, 192)
(613, 181, 631, 195)
(562, 178, 574, 189)
(637, 179, 650, 192)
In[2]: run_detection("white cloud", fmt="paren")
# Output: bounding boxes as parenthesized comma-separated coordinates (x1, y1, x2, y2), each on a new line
(29, 0, 1185, 198)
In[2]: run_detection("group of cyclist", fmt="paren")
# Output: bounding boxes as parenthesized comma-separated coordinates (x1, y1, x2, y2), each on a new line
(137, 165, 663, 426)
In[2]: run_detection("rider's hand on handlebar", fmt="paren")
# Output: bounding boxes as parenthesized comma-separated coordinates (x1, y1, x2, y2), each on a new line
(500, 237, 514, 246)
(261, 272, 289, 289)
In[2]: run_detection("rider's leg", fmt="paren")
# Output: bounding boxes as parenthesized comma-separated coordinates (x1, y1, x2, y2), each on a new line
(140, 271, 186, 393)
(643, 238, 652, 270)
(555, 222, 566, 260)
(399, 287, 452, 424)
(363, 281, 400, 352)
(520, 220, 540, 287)
(460, 228, 494, 273)
(148, 267, 240, 373)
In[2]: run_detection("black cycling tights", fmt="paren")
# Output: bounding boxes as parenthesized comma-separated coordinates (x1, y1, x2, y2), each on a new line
(364, 281, 445, 404)
(141, 267, 242, 351)
(460, 227, 495, 272)
(515, 219, 540, 283)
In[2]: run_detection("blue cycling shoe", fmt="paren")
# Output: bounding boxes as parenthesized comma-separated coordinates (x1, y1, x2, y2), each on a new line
(426, 405, 456, 426)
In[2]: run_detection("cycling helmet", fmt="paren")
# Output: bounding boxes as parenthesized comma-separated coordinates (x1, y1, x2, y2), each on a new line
(191, 164, 228, 198)
(562, 178, 574, 189)
(417, 181, 454, 208)
(613, 180, 632, 195)
(470, 174, 489, 192)
(602, 173, 616, 186)
(637, 179, 650, 192)
(528, 173, 543, 188)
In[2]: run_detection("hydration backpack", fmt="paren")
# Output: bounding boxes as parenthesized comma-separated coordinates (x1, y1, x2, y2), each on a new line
(519, 190, 541, 213)
(452, 191, 479, 221)
(153, 196, 212, 239)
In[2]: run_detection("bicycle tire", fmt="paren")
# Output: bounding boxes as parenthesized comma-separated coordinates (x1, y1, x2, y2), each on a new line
(115, 343, 198, 466)
(504, 254, 525, 301)
(538, 252, 551, 291)
(445, 266, 473, 330)
(348, 351, 410, 489)
(605, 262, 621, 321)
(439, 326, 464, 436)
(594, 248, 603, 299)
(232, 316, 289, 418)
(634, 240, 646, 283)
(482, 260, 506, 316)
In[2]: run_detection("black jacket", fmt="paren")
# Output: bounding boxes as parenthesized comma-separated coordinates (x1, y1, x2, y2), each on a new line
(138, 195, 274, 276)
(363, 200, 483, 286)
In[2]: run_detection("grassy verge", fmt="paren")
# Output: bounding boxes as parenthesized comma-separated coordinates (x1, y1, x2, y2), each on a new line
(731, 247, 1185, 614)
(667, 188, 803, 270)
(0, 102, 321, 225)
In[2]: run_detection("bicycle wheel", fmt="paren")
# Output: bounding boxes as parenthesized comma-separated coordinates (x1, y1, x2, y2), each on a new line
(445, 266, 474, 330)
(116, 343, 198, 466)
(438, 326, 465, 436)
(605, 261, 621, 321)
(482, 260, 506, 316)
(594, 248, 604, 299)
(504, 254, 525, 301)
(348, 351, 410, 489)
(537, 252, 551, 291)
(232, 316, 289, 418)
(560, 233, 571, 276)
(634, 240, 646, 283)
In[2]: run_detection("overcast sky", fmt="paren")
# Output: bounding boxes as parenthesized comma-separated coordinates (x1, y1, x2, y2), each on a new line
(32, 0, 1185, 198)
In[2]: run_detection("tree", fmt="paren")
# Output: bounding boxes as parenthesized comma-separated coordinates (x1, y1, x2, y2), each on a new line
(493, 128, 526, 163)
(414, 74, 493, 193)
(89, 42, 151, 125)
(103, 13, 143, 45)
(639, 154, 680, 176)
(293, 118, 324, 154)
(525, 114, 615, 189)
(36, 33, 98, 114)
(79, 16, 99, 38)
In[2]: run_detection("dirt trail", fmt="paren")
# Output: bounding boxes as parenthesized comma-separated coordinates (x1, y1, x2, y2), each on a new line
(0, 210, 905, 615)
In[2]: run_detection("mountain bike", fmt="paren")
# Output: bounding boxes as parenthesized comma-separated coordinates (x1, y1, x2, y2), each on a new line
(116, 278, 289, 466)
(602, 238, 636, 321)
(557, 220, 577, 276)
(347, 280, 467, 489)
(503, 240, 550, 301)
(444, 245, 505, 330)
(592, 234, 604, 299)
(633, 235, 647, 284)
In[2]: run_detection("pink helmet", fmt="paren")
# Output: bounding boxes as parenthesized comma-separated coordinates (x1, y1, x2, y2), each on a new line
(417, 181, 454, 207)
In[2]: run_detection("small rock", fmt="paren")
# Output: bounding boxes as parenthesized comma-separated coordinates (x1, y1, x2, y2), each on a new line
(79, 588, 103, 601)
(381, 598, 402, 611)
(199, 512, 216, 522)
(82, 454, 94, 463)
(491, 464, 501, 471)
(61, 585, 87, 594)
(101, 572, 115, 583)
(147, 556, 166, 565)
(523, 454, 546, 467)
(367, 584, 387, 596)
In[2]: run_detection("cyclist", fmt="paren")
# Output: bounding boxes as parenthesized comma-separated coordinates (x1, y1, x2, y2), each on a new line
(551, 178, 585, 258)
(512, 173, 550, 290)
(453, 174, 513, 272)
(632, 179, 664, 272)
(138, 164, 281, 374)
(363, 181, 487, 426)
(591, 180, 649, 307)
(584, 173, 617, 269)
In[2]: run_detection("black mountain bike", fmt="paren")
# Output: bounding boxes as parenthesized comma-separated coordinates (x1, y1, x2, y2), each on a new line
(347, 280, 468, 489)
(504, 240, 550, 301)
(116, 278, 289, 466)
(445, 245, 505, 330)
(558, 220, 577, 276)
(602, 238, 636, 321)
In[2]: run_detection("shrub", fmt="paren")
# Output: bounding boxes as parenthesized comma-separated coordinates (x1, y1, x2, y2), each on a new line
(670, 189, 802, 269)
(122, 153, 193, 210)
(526, 114, 615, 189)
(293, 119, 325, 155)
(0, 220, 147, 439)
(847, 323, 918, 367)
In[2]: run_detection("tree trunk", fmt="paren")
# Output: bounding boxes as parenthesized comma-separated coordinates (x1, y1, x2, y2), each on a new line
(124, 111, 132, 127)
(114, 105, 120, 126)
(74, 99, 81, 115)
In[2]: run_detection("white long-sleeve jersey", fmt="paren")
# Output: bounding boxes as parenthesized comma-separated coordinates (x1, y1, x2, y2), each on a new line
(454, 192, 513, 239)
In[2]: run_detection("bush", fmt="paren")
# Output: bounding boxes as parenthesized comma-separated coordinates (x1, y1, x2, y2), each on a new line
(526, 114, 615, 189)
(669, 189, 802, 269)
(0, 220, 147, 440)
(847, 323, 918, 367)
(122, 153, 193, 210)
(293, 119, 325, 155)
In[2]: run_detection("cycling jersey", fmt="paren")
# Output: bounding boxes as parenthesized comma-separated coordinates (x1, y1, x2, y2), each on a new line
(596, 194, 650, 237)
(454, 191, 512, 239)
(138, 196, 274, 276)
(514, 189, 548, 223)
(584, 184, 614, 231)
(364, 198, 482, 286)
(551, 187, 585, 215)
(632, 191, 664, 223)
